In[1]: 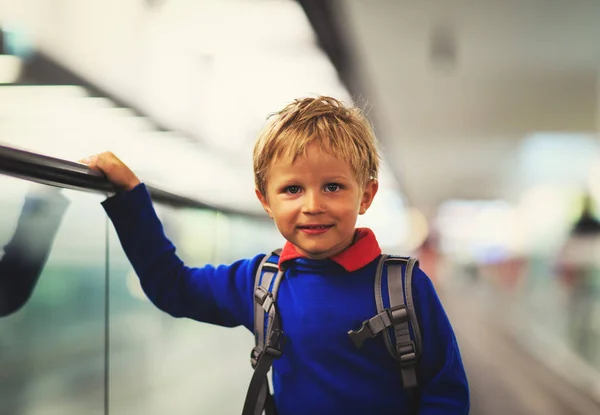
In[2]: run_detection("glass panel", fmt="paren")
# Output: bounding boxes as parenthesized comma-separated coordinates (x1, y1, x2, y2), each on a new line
(0, 175, 107, 415)
(107, 201, 280, 414)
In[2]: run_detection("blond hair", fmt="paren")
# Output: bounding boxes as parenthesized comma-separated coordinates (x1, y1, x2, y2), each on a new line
(253, 96, 380, 195)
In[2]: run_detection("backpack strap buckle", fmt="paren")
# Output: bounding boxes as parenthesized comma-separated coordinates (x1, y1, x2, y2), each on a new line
(389, 305, 408, 325)
(250, 329, 285, 369)
(348, 305, 409, 349)
(264, 329, 285, 358)
(397, 339, 419, 389)
(397, 340, 417, 366)
(348, 318, 376, 349)
(254, 286, 274, 312)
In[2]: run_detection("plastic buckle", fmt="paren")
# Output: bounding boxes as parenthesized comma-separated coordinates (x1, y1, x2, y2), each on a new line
(254, 286, 274, 312)
(388, 305, 408, 325)
(264, 329, 285, 358)
(262, 262, 280, 272)
(348, 319, 374, 349)
(254, 286, 270, 305)
(397, 340, 417, 366)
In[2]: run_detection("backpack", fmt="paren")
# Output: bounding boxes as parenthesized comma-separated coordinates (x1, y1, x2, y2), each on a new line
(242, 251, 422, 415)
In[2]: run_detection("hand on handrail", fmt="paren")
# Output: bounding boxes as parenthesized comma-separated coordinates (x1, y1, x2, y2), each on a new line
(80, 152, 141, 192)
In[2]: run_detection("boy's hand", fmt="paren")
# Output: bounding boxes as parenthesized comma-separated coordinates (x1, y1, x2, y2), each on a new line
(80, 152, 141, 191)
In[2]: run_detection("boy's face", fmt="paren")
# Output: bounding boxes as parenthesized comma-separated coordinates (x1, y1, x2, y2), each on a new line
(256, 143, 378, 259)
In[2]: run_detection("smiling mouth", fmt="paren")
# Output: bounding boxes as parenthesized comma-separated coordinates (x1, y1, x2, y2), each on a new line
(297, 225, 334, 229)
(297, 225, 334, 235)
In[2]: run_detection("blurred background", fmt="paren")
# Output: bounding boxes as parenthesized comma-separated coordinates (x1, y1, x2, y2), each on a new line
(1, 0, 600, 414)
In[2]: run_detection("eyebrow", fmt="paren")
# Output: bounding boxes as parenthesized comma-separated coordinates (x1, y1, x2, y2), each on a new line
(322, 175, 350, 182)
(276, 174, 349, 181)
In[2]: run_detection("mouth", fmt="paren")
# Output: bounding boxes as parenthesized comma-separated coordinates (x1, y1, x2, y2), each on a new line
(297, 224, 334, 234)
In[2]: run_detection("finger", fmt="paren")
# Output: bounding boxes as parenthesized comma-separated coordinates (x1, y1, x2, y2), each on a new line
(81, 155, 100, 169)
(93, 153, 118, 174)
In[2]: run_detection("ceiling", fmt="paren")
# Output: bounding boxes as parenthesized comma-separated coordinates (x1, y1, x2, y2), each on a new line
(338, 0, 600, 213)
(4, 0, 600, 217)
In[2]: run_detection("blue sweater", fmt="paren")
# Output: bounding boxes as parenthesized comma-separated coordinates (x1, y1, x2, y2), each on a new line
(103, 184, 469, 415)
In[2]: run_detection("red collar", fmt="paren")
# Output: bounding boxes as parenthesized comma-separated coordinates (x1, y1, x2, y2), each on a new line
(278, 228, 382, 272)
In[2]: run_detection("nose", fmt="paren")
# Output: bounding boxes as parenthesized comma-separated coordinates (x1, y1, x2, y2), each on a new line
(301, 190, 325, 215)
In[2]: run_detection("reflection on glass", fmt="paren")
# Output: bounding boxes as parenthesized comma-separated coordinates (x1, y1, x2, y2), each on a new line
(0, 184, 70, 316)
(0, 176, 107, 415)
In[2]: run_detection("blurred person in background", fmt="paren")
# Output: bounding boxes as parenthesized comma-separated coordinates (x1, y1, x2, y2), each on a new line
(558, 193, 600, 360)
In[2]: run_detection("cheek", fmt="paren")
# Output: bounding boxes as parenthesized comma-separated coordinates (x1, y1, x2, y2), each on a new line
(336, 194, 362, 214)
(270, 201, 297, 224)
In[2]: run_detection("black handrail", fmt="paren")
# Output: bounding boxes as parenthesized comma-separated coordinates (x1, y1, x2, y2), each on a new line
(0, 143, 265, 217)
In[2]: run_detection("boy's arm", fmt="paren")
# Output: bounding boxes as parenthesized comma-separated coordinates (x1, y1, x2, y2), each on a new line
(102, 183, 258, 329)
(412, 268, 470, 414)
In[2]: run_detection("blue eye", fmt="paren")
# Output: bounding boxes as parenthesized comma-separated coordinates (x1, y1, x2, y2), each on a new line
(325, 183, 341, 192)
(285, 186, 301, 194)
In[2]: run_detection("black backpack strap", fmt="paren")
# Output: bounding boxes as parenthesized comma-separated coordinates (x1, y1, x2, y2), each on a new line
(348, 255, 422, 389)
(244, 249, 284, 415)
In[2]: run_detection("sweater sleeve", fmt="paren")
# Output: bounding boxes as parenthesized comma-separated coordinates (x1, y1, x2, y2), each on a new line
(102, 183, 260, 330)
(412, 268, 470, 414)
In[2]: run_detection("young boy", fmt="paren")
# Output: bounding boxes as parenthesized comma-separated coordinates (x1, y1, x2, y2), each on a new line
(84, 96, 469, 414)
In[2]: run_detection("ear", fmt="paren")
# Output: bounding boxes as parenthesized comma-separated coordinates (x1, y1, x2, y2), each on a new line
(359, 179, 379, 215)
(255, 189, 274, 218)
